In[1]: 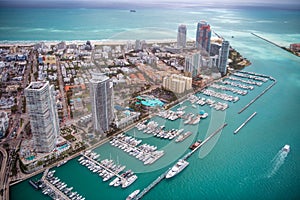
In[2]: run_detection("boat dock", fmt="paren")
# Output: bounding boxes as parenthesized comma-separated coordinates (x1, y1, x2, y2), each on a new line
(134, 123, 227, 200)
(134, 170, 169, 200)
(41, 169, 71, 200)
(81, 154, 126, 182)
(234, 112, 257, 134)
(183, 123, 228, 160)
(238, 80, 276, 114)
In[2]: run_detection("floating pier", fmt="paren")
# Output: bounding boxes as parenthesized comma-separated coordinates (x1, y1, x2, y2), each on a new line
(234, 112, 257, 134)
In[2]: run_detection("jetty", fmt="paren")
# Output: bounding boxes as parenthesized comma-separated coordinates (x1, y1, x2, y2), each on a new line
(238, 80, 276, 114)
(134, 170, 169, 200)
(183, 123, 228, 160)
(237, 71, 277, 114)
(251, 32, 298, 57)
(234, 112, 257, 134)
(134, 123, 227, 200)
(251, 32, 282, 49)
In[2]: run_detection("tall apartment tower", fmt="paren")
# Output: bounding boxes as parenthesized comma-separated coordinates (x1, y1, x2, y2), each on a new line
(25, 81, 60, 153)
(196, 20, 212, 53)
(177, 24, 187, 48)
(89, 73, 114, 135)
(218, 40, 230, 76)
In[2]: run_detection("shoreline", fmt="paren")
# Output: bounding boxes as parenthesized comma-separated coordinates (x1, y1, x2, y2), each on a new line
(0, 39, 181, 47)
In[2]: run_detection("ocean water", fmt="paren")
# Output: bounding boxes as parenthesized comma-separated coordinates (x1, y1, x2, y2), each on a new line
(6, 6, 300, 200)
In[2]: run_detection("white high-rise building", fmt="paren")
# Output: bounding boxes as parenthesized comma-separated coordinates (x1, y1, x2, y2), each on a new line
(25, 81, 60, 153)
(89, 73, 114, 135)
(218, 40, 230, 76)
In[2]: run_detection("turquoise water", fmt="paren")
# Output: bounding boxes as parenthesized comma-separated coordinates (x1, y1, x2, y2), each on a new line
(137, 96, 165, 107)
(7, 6, 300, 200)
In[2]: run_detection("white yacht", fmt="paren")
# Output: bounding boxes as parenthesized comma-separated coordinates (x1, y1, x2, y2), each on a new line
(165, 159, 189, 179)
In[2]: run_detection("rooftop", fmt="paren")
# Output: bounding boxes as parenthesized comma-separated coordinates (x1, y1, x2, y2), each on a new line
(90, 72, 109, 83)
(27, 81, 47, 90)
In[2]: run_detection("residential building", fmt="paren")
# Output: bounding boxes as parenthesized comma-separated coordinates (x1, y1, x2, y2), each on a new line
(177, 24, 187, 48)
(218, 40, 230, 76)
(196, 20, 212, 53)
(25, 81, 60, 153)
(163, 74, 192, 93)
(184, 53, 201, 77)
(89, 73, 114, 135)
(0, 111, 9, 138)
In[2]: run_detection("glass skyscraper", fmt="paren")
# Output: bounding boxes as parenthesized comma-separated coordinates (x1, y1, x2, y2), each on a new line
(196, 20, 212, 53)
(89, 73, 114, 135)
(25, 81, 60, 153)
(177, 24, 187, 48)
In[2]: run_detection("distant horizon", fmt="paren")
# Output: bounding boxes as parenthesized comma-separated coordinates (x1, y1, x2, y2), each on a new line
(0, 0, 300, 10)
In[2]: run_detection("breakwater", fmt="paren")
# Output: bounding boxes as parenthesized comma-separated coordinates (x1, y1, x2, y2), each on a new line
(234, 112, 257, 134)
(237, 71, 277, 114)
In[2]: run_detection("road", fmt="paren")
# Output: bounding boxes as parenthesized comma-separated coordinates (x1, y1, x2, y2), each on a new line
(0, 147, 9, 200)
(56, 59, 69, 123)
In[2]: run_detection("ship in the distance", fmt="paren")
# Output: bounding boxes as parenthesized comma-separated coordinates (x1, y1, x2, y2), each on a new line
(282, 144, 290, 153)
(165, 159, 189, 179)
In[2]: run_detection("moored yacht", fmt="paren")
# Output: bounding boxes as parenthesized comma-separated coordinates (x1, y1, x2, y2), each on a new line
(165, 159, 189, 179)
(126, 189, 140, 200)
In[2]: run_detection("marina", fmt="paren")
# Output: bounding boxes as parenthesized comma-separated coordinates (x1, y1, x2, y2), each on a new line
(134, 123, 228, 200)
(238, 78, 276, 114)
(109, 134, 164, 165)
(234, 112, 257, 134)
(32, 169, 85, 200)
(79, 151, 139, 188)
(8, 6, 300, 200)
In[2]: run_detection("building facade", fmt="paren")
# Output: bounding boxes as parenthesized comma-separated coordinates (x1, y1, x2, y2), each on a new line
(163, 74, 192, 93)
(196, 20, 212, 53)
(25, 81, 60, 153)
(0, 111, 9, 138)
(218, 40, 230, 76)
(89, 73, 114, 135)
(177, 24, 187, 48)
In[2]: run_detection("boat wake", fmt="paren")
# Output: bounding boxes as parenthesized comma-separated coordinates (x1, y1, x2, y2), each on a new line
(266, 149, 289, 178)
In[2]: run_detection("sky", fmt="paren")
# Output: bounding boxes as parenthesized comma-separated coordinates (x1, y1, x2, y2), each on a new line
(0, 0, 299, 9)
